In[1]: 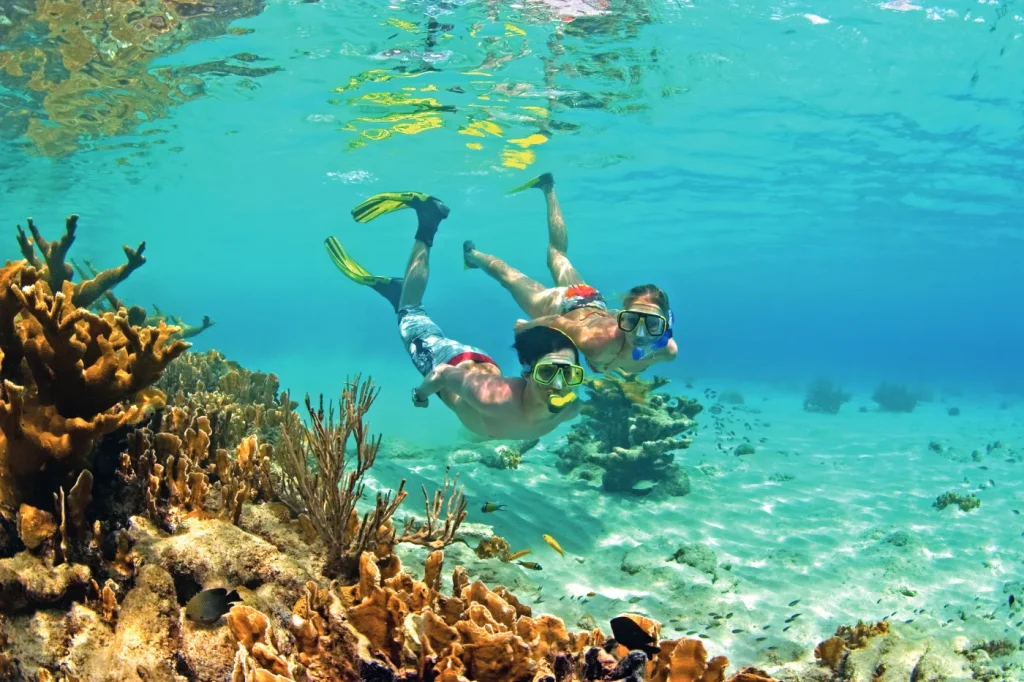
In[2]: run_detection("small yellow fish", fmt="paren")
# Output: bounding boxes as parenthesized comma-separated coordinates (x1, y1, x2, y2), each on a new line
(480, 502, 507, 513)
(507, 550, 531, 561)
(543, 534, 565, 557)
(517, 561, 543, 571)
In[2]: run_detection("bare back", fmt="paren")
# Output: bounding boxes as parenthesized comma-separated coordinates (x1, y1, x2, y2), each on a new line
(532, 309, 677, 375)
(439, 366, 581, 440)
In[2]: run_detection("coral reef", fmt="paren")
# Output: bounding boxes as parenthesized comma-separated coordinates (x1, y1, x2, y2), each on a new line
(71, 255, 214, 340)
(0, 344, 782, 682)
(226, 548, 776, 682)
(933, 491, 981, 512)
(806, 618, 988, 681)
(0, 217, 190, 513)
(474, 534, 532, 564)
(154, 348, 298, 450)
(15, 216, 214, 341)
(814, 619, 890, 671)
(553, 371, 701, 496)
(480, 438, 538, 470)
(871, 383, 919, 413)
(117, 413, 278, 532)
(1, 335, 1002, 682)
(275, 377, 468, 581)
(802, 378, 851, 414)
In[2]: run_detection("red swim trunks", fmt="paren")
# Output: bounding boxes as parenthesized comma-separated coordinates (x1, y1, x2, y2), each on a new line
(560, 284, 608, 314)
(447, 351, 498, 369)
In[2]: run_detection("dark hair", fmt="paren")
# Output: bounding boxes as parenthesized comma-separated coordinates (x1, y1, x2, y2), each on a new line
(512, 326, 580, 367)
(623, 284, 669, 314)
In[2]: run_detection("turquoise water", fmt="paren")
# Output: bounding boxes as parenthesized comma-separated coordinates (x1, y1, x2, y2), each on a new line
(2, 0, 1024, 674)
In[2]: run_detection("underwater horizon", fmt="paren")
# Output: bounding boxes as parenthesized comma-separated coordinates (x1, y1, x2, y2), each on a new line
(2, 0, 1024, 680)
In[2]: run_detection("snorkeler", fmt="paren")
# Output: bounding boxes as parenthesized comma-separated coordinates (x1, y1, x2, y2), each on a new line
(324, 191, 584, 440)
(462, 172, 677, 374)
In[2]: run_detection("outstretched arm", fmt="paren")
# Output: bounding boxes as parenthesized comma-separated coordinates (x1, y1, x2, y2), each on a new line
(414, 365, 515, 413)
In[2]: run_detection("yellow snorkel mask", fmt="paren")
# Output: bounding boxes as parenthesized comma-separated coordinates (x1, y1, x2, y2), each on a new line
(523, 326, 584, 414)
(531, 361, 583, 414)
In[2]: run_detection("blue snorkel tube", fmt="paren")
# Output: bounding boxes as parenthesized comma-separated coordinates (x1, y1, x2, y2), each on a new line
(631, 310, 674, 361)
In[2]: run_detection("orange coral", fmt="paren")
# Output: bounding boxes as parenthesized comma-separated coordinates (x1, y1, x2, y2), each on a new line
(813, 619, 890, 672)
(14, 216, 149, 313)
(0, 228, 189, 510)
(834, 619, 889, 648)
(226, 549, 778, 682)
(0, 274, 184, 478)
(814, 636, 846, 670)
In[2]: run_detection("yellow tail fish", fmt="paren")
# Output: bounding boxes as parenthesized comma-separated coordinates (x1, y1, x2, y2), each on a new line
(543, 534, 565, 557)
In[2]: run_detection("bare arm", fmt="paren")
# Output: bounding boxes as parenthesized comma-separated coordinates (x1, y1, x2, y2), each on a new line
(415, 365, 516, 414)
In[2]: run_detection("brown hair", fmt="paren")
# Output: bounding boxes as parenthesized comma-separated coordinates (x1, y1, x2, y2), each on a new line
(512, 326, 580, 368)
(623, 284, 669, 314)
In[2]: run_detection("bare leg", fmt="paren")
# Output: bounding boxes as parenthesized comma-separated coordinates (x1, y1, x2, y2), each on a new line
(400, 239, 430, 309)
(464, 243, 563, 318)
(540, 179, 587, 287)
(397, 196, 449, 310)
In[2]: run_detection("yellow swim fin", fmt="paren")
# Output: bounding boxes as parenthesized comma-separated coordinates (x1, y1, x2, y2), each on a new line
(507, 172, 554, 195)
(324, 236, 404, 312)
(350, 191, 451, 248)
(350, 191, 435, 223)
(325, 236, 378, 284)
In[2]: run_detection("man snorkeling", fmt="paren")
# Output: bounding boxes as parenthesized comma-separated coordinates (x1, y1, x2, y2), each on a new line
(325, 191, 584, 440)
(462, 172, 678, 374)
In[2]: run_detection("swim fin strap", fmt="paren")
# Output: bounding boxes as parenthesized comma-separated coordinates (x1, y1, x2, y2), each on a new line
(350, 191, 434, 223)
(506, 172, 554, 195)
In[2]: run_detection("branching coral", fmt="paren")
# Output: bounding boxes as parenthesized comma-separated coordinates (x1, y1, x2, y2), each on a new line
(275, 376, 467, 581)
(803, 378, 851, 414)
(0, 229, 189, 510)
(14, 216, 146, 311)
(17, 216, 212, 341)
(117, 406, 276, 532)
(554, 371, 701, 496)
(155, 349, 297, 450)
(71, 257, 214, 340)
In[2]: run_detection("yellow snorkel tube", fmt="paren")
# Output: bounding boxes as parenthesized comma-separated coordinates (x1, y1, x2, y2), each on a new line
(548, 391, 578, 414)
